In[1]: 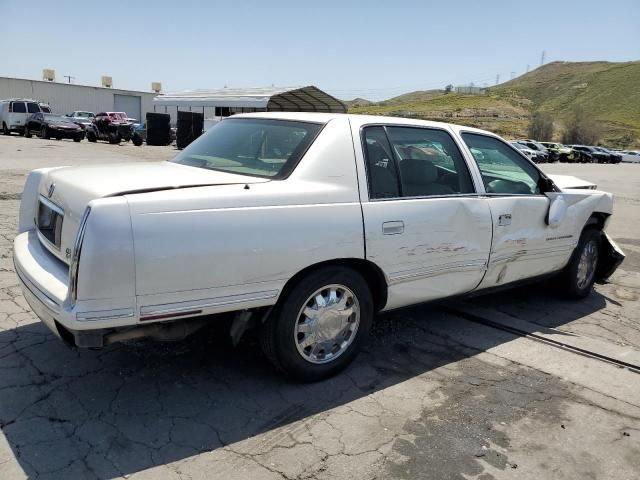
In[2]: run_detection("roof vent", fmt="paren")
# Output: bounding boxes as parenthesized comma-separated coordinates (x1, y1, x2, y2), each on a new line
(42, 69, 55, 82)
(101, 76, 113, 88)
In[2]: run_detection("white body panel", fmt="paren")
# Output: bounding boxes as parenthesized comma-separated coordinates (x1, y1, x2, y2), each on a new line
(13, 112, 619, 341)
(362, 197, 492, 309)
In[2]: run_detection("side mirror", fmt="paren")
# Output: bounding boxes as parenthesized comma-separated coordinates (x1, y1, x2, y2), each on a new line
(538, 176, 556, 193)
(546, 193, 568, 228)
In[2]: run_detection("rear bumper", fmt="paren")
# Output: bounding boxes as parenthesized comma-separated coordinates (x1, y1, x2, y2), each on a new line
(13, 231, 138, 345)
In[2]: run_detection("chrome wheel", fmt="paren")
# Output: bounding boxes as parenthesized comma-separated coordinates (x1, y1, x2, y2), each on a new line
(294, 284, 360, 364)
(576, 240, 598, 289)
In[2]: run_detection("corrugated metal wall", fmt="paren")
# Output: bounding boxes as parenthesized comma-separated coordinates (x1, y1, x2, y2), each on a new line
(0, 77, 156, 119)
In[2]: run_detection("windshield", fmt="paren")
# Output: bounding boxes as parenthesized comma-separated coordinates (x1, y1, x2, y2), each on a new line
(44, 114, 73, 123)
(171, 118, 323, 178)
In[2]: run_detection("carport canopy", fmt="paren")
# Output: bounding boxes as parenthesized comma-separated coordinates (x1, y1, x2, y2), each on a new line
(153, 85, 346, 113)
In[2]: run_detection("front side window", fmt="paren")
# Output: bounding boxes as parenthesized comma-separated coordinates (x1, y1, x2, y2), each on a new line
(172, 118, 323, 178)
(27, 103, 40, 113)
(363, 126, 474, 199)
(462, 133, 541, 195)
(11, 102, 26, 113)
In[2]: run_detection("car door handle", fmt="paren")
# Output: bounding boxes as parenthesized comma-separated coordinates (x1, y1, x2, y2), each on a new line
(382, 221, 404, 235)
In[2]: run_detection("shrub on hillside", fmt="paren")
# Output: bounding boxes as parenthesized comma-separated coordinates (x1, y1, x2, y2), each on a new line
(527, 111, 554, 141)
(561, 108, 601, 145)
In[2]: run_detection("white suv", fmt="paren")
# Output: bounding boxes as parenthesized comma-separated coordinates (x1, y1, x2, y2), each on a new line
(0, 98, 42, 135)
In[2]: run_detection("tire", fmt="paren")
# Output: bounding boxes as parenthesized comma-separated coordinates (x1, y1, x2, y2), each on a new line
(2, 122, 9, 135)
(41, 126, 49, 140)
(87, 131, 97, 142)
(24, 127, 32, 138)
(73, 136, 82, 142)
(261, 266, 373, 382)
(108, 133, 121, 144)
(559, 228, 602, 299)
(132, 132, 143, 146)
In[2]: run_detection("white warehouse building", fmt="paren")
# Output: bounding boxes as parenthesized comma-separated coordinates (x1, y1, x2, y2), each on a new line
(0, 76, 157, 121)
(153, 85, 347, 126)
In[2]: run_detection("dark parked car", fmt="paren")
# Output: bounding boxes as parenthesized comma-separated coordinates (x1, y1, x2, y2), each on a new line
(23, 113, 84, 142)
(593, 146, 622, 164)
(570, 145, 609, 163)
(516, 139, 551, 162)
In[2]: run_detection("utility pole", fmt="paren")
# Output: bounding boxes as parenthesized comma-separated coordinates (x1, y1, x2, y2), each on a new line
(526, 64, 530, 73)
(510, 71, 516, 80)
(63, 75, 75, 84)
(495, 74, 500, 85)
(540, 50, 546, 67)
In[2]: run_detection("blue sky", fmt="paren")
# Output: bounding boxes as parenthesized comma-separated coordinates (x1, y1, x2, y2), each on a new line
(1, 0, 638, 100)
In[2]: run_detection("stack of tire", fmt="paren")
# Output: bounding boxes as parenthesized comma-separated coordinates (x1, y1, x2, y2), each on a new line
(146, 113, 171, 146)
(176, 111, 203, 150)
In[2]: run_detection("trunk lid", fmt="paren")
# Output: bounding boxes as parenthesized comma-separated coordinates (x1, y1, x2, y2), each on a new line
(37, 161, 267, 263)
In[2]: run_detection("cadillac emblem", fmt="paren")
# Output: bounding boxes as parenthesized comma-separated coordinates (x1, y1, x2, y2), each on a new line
(47, 183, 55, 198)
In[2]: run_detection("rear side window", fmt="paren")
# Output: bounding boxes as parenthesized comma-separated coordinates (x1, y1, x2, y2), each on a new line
(386, 127, 474, 197)
(11, 102, 26, 113)
(27, 103, 40, 113)
(363, 127, 400, 199)
(363, 126, 474, 199)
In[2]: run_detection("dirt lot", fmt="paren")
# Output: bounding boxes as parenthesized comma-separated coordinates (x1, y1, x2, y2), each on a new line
(0, 135, 639, 480)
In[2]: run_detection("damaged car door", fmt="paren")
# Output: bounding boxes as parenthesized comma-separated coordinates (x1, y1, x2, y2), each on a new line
(461, 132, 579, 287)
(358, 125, 493, 310)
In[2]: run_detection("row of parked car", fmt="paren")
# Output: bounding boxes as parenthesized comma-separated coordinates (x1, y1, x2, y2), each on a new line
(0, 98, 144, 146)
(509, 139, 629, 164)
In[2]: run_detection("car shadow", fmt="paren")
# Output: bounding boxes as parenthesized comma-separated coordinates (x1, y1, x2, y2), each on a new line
(0, 283, 607, 478)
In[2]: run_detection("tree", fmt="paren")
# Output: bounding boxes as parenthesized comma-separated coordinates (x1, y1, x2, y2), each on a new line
(527, 111, 554, 141)
(561, 107, 601, 145)
(444, 84, 453, 94)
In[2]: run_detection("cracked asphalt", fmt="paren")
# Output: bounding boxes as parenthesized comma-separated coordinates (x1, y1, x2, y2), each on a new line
(0, 135, 639, 479)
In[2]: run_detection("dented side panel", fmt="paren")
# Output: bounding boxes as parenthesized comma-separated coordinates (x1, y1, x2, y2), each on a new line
(479, 195, 577, 289)
(362, 197, 493, 311)
(479, 190, 616, 290)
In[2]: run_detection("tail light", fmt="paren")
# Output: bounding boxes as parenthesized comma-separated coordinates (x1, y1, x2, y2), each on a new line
(69, 207, 91, 304)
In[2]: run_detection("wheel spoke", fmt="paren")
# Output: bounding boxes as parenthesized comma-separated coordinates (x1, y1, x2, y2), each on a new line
(328, 288, 338, 305)
(297, 321, 314, 334)
(340, 306, 355, 319)
(299, 334, 315, 349)
(335, 293, 351, 309)
(314, 294, 326, 308)
(303, 307, 317, 319)
(310, 343, 324, 358)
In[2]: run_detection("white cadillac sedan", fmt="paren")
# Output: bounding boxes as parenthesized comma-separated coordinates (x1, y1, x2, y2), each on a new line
(14, 113, 624, 380)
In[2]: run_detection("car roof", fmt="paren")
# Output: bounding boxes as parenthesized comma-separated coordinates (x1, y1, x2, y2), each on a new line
(232, 112, 497, 137)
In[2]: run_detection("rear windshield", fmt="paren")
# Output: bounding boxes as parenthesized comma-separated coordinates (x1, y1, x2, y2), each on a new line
(171, 118, 323, 178)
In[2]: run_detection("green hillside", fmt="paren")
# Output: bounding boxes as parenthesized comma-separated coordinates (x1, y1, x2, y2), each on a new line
(347, 61, 640, 146)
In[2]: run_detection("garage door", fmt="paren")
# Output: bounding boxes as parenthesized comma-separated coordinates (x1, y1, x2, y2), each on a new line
(113, 94, 142, 122)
